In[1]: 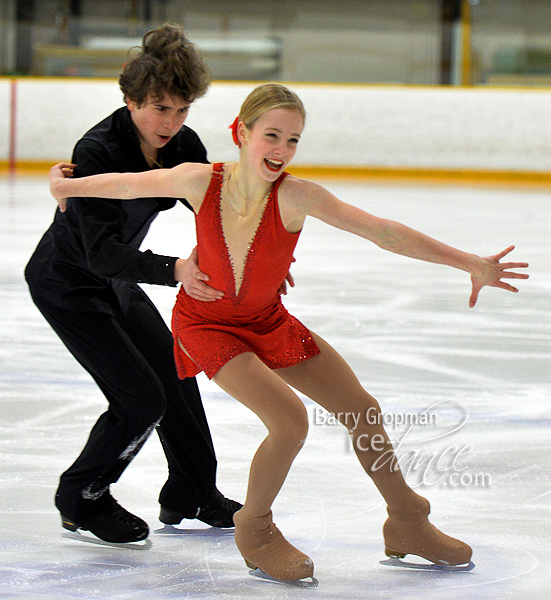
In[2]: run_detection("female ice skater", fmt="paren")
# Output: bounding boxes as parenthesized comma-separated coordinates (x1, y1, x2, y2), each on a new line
(50, 83, 528, 583)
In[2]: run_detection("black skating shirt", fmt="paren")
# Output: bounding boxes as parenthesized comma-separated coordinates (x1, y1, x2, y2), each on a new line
(25, 106, 208, 313)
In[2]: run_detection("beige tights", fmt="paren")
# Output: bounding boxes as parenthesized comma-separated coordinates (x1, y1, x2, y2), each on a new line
(213, 351, 310, 518)
(214, 331, 472, 569)
(276, 332, 424, 514)
(213, 332, 422, 517)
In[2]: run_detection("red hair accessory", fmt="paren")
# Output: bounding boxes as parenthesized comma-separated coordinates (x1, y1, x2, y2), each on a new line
(229, 116, 241, 148)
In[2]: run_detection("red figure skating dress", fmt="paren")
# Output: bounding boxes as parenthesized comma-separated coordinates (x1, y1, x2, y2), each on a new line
(172, 163, 320, 379)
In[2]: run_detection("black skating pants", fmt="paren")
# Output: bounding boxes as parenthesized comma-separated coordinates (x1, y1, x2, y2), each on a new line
(29, 286, 218, 523)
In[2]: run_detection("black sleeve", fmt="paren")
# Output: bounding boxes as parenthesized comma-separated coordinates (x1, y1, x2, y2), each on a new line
(72, 140, 178, 286)
(188, 130, 209, 164)
(175, 128, 210, 209)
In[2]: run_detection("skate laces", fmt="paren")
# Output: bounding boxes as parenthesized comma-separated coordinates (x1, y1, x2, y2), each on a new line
(197, 493, 242, 525)
(97, 498, 141, 527)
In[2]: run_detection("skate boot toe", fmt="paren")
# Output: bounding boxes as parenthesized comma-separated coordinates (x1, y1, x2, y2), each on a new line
(61, 495, 149, 543)
(383, 516, 472, 566)
(197, 490, 242, 528)
(159, 489, 242, 527)
(233, 509, 315, 584)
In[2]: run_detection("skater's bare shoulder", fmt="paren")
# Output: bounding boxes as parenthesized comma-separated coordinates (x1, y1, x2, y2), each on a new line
(167, 163, 212, 212)
(277, 175, 326, 232)
(278, 174, 362, 233)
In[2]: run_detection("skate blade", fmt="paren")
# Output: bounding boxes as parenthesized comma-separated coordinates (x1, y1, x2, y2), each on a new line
(62, 530, 152, 551)
(248, 567, 319, 587)
(380, 557, 475, 572)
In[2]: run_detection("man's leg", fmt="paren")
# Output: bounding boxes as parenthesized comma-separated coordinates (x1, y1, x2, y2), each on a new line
(30, 292, 166, 540)
(119, 288, 241, 525)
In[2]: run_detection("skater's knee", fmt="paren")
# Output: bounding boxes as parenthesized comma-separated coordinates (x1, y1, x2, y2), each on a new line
(274, 425, 308, 452)
(356, 395, 383, 425)
(270, 404, 309, 449)
(137, 393, 166, 424)
(333, 395, 384, 435)
(140, 401, 166, 428)
(365, 397, 383, 424)
(288, 418, 309, 449)
(113, 388, 167, 429)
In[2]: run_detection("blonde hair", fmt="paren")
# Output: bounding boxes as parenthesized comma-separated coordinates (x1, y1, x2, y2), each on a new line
(239, 83, 306, 129)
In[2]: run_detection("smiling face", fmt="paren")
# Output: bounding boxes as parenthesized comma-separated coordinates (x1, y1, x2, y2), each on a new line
(126, 93, 191, 161)
(240, 108, 304, 181)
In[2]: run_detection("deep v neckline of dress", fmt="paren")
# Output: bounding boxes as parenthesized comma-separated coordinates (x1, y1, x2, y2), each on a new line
(218, 165, 273, 300)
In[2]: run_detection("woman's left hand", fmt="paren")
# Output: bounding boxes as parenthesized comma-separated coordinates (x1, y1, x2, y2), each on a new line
(49, 161, 76, 212)
(469, 245, 529, 307)
(278, 270, 295, 296)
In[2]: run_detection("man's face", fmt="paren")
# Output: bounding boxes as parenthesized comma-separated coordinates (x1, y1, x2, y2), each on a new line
(127, 92, 191, 158)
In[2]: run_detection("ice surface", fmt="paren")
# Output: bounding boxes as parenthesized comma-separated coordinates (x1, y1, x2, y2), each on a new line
(1, 176, 549, 599)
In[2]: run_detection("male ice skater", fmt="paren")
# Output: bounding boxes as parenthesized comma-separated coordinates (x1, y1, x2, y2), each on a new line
(25, 24, 240, 543)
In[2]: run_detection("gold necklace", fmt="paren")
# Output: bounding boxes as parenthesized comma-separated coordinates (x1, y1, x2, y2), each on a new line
(148, 153, 163, 169)
(227, 169, 269, 217)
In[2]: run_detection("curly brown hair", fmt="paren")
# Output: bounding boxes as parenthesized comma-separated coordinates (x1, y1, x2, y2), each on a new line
(119, 23, 210, 106)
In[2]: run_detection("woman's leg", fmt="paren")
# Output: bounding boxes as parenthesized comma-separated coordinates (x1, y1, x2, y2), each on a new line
(276, 332, 419, 512)
(213, 351, 309, 517)
(213, 352, 315, 581)
(275, 332, 472, 566)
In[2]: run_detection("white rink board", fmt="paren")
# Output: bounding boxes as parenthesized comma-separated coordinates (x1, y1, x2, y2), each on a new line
(13, 79, 123, 161)
(0, 80, 10, 160)
(3, 78, 551, 171)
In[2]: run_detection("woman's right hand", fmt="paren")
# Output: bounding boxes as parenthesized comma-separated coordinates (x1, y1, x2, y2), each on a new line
(49, 161, 76, 212)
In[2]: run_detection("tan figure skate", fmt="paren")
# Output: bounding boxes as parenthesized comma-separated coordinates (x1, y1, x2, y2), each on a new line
(382, 497, 474, 571)
(233, 509, 318, 586)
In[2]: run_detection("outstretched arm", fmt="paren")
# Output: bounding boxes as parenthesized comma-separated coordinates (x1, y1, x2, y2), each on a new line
(49, 161, 208, 212)
(290, 179, 529, 307)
